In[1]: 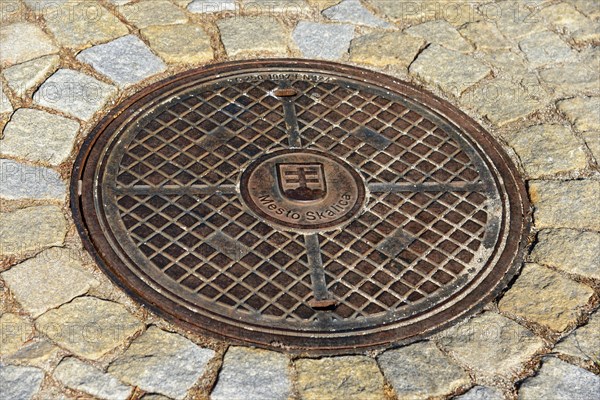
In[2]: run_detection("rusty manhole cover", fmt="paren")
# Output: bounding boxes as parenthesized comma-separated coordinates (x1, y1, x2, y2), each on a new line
(72, 60, 530, 354)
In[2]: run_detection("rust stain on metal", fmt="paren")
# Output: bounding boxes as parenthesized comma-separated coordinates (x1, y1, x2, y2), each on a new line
(274, 88, 299, 97)
(72, 59, 530, 355)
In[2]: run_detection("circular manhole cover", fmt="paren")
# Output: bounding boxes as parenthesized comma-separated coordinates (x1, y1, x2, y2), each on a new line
(72, 60, 530, 354)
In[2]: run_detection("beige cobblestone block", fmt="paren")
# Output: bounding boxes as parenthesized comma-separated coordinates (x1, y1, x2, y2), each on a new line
(582, 131, 600, 160)
(23, 0, 70, 12)
(0, 206, 67, 258)
(3, 340, 60, 368)
(406, 20, 472, 53)
(538, 2, 597, 42)
(489, 1, 547, 41)
(557, 97, 600, 132)
(35, 296, 143, 360)
(218, 16, 289, 57)
(108, 326, 215, 400)
(349, 32, 425, 68)
(0, 23, 58, 67)
(211, 347, 291, 400)
(378, 341, 470, 400)
(462, 79, 546, 127)
(240, 0, 311, 14)
(409, 44, 490, 97)
(519, 31, 576, 68)
(2, 55, 60, 97)
(366, 0, 477, 26)
(2, 248, 99, 317)
(0, 86, 12, 114)
(306, 0, 341, 8)
(483, 51, 528, 80)
(106, 0, 133, 5)
(531, 229, 600, 280)
(1, 108, 80, 165)
(459, 21, 511, 52)
(0, 313, 34, 355)
(499, 264, 594, 332)
(187, 0, 236, 13)
(571, 25, 600, 45)
(582, 45, 600, 66)
(570, 0, 600, 19)
(119, 0, 188, 28)
(437, 2, 480, 27)
(141, 24, 213, 64)
(529, 180, 600, 230)
(296, 356, 386, 400)
(540, 64, 600, 97)
(502, 124, 588, 177)
(554, 309, 599, 362)
(44, 2, 129, 49)
(141, 395, 171, 400)
(437, 312, 545, 378)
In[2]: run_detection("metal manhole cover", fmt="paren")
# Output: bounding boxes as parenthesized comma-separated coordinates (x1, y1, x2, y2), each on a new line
(72, 60, 530, 354)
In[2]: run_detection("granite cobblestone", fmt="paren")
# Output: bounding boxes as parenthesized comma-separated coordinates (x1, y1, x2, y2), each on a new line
(0, 3, 596, 399)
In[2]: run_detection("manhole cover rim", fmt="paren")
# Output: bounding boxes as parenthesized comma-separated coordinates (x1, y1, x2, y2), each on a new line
(72, 59, 531, 355)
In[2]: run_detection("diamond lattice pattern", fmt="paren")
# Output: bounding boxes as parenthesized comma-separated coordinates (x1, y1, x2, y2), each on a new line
(291, 80, 480, 185)
(117, 80, 286, 188)
(113, 78, 491, 323)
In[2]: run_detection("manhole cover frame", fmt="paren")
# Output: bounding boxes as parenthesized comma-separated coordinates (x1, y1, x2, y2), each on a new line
(72, 59, 531, 355)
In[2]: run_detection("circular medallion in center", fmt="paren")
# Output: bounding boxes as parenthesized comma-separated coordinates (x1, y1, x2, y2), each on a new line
(240, 149, 366, 231)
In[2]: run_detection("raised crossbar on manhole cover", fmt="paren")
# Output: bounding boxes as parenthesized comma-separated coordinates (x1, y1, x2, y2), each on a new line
(72, 59, 530, 354)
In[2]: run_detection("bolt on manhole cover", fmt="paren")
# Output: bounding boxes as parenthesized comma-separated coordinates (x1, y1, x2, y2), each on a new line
(73, 60, 530, 354)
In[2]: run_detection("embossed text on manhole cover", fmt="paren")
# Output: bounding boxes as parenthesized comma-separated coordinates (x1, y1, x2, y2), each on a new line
(72, 60, 530, 354)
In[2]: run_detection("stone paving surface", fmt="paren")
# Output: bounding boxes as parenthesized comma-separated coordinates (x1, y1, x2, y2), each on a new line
(0, 205, 67, 258)
(0, 0, 598, 399)
(33, 69, 117, 120)
(2, 248, 99, 317)
(77, 35, 167, 88)
(0, 159, 66, 200)
(211, 347, 291, 400)
(518, 357, 600, 400)
(1, 108, 80, 165)
(296, 355, 385, 399)
(35, 296, 144, 360)
(454, 386, 504, 400)
(437, 312, 546, 380)
(499, 263, 594, 332)
(293, 22, 355, 60)
(54, 357, 134, 400)
(379, 341, 471, 399)
(3, 54, 60, 97)
(108, 326, 215, 399)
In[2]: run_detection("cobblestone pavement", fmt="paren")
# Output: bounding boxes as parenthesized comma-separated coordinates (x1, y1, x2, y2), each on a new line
(1, 0, 599, 399)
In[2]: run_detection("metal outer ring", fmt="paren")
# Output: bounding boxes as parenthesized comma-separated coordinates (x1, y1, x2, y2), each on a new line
(71, 59, 531, 355)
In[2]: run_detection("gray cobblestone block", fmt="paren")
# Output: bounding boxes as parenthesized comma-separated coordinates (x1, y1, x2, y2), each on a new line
(77, 35, 167, 88)
(293, 22, 354, 60)
(0, 159, 66, 200)
(34, 69, 116, 121)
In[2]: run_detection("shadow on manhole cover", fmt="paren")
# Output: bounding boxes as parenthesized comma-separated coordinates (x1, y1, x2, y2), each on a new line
(72, 60, 530, 355)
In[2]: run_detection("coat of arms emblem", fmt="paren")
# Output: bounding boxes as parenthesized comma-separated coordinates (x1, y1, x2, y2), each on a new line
(276, 163, 327, 202)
